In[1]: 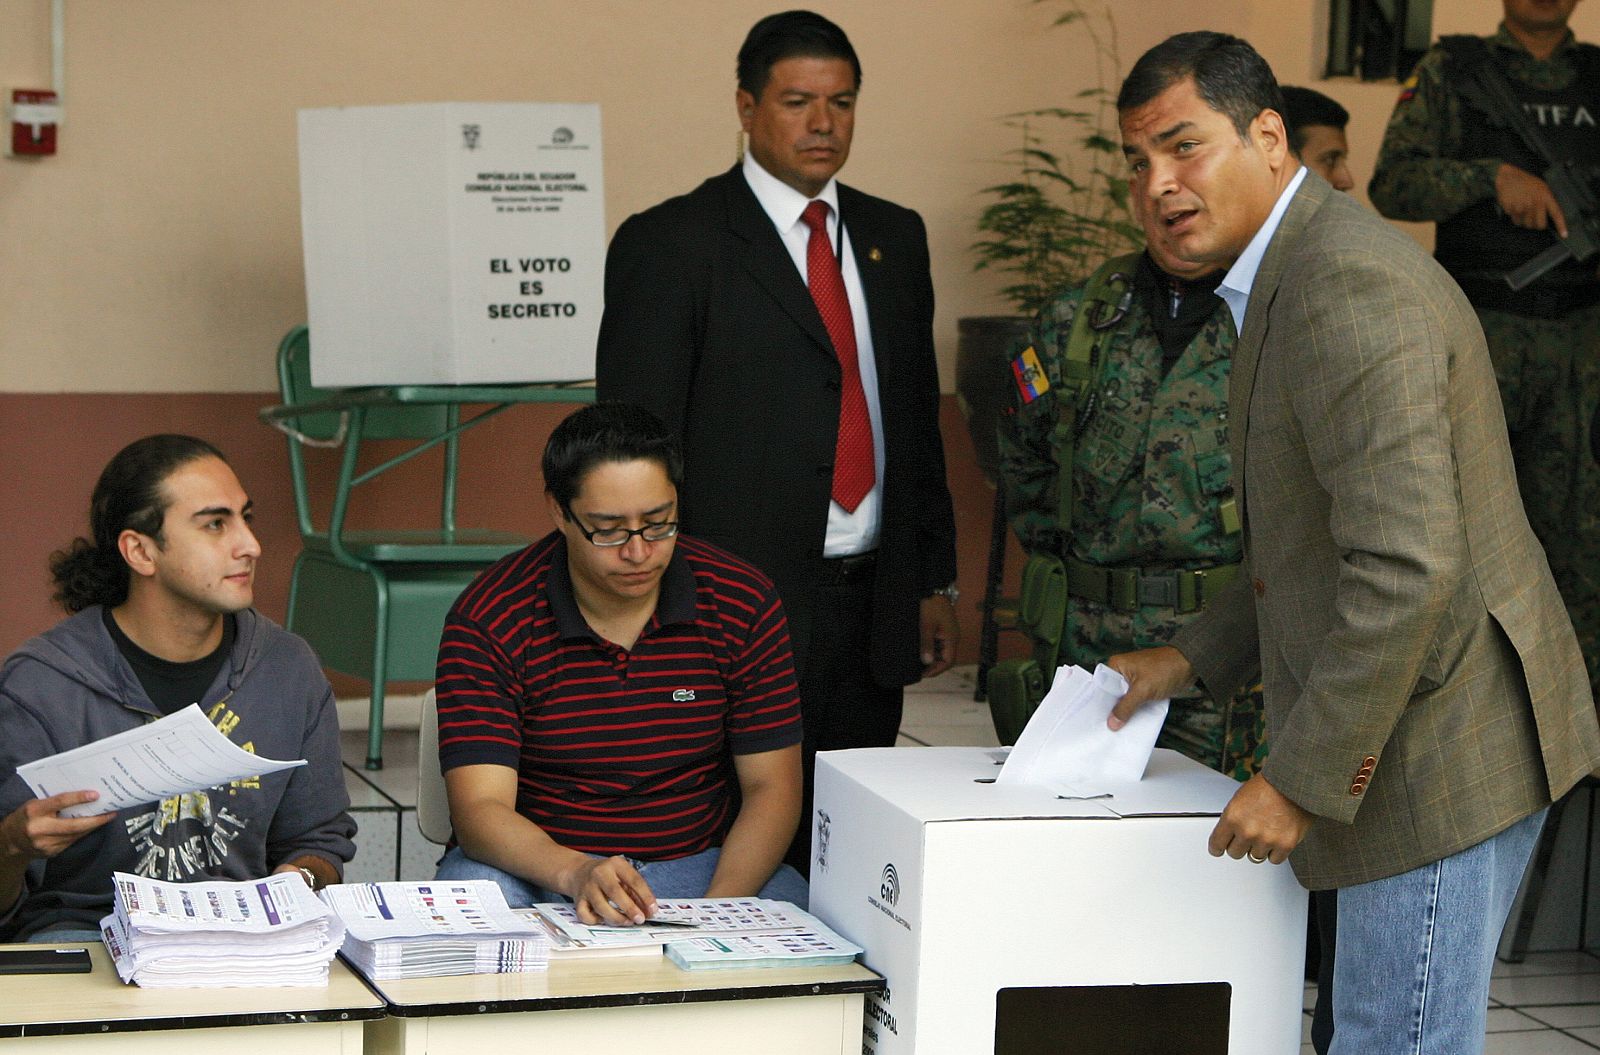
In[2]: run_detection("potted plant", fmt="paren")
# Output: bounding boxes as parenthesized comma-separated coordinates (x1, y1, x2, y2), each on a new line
(957, 0, 1141, 482)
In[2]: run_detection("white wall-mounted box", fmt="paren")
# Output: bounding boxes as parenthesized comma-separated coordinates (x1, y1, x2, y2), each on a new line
(298, 102, 603, 387)
(810, 747, 1307, 1054)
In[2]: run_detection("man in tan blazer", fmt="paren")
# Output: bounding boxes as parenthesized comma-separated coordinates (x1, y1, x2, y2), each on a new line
(1110, 31, 1600, 1055)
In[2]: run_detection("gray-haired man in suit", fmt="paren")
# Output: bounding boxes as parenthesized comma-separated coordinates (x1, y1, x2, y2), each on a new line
(1107, 31, 1600, 1055)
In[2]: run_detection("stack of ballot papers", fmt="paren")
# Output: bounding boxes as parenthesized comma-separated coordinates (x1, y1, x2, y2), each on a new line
(532, 897, 863, 970)
(100, 871, 345, 988)
(319, 879, 550, 979)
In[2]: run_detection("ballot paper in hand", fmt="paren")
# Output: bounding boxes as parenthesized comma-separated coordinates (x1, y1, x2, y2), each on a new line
(16, 703, 305, 817)
(996, 663, 1169, 788)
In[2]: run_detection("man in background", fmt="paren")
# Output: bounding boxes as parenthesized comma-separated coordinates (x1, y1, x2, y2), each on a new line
(1370, 0, 1600, 694)
(996, 179, 1261, 781)
(1280, 85, 1355, 191)
(0, 434, 355, 942)
(596, 10, 958, 872)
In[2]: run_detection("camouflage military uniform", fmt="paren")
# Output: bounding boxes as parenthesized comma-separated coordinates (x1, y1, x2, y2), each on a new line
(1370, 25, 1600, 691)
(997, 263, 1266, 780)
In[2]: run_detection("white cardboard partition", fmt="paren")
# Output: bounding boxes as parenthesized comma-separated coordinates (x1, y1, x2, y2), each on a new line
(298, 102, 604, 386)
(809, 747, 1307, 1054)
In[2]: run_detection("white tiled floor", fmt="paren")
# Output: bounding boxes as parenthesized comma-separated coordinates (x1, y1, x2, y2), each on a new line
(1293, 951, 1600, 1053)
(339, 664, 1600, 1051)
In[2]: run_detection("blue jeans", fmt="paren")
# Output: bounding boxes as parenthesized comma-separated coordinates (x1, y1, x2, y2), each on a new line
(434, 845, 809, 910)
(1328, 807, 1547, 1055)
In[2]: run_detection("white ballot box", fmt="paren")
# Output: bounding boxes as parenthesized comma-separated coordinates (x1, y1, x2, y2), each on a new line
(809, 747, 1307, 1055)
(298, 102, 604, 386)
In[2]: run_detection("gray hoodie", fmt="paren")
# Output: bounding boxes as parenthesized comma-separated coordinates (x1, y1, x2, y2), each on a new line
(0, 607, 356, 940)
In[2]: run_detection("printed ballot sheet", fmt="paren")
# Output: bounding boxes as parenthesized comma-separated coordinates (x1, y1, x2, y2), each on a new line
(320, 881, 550, 979)
(16, 703, 304, 817)
(532, 897, 862, 971)
(110, 870, 330, 933)
(996, 663, 1169, 789)
(535, 896, 819, 946)
(320, 880, 541, 943)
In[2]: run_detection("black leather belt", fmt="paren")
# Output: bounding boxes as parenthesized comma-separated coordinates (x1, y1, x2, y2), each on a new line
(820, 551, 877, 585)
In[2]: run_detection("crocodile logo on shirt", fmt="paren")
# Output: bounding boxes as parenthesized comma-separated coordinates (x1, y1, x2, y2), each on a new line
(672, 689, 696, 702)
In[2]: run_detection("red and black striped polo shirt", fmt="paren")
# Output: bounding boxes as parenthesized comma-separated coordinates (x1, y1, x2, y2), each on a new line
(436, 531, 802, 860)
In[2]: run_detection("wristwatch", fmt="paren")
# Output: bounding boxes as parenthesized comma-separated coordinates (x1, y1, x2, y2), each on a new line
(926, 583, 960, 604)
(296, 865, 317, 890)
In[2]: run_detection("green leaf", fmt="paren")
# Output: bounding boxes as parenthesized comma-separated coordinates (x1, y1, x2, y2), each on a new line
(971, 0, 1140, 314)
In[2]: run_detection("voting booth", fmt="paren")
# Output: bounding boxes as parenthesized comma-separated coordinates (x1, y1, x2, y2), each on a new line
(809, 747, 1307, 1055)
(298, 102, 604, 386)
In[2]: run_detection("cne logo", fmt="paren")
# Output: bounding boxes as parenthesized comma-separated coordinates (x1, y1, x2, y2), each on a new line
(672, 689, 696, 702)
(879, 863, 900, 907)
(815, 809, 831, 873)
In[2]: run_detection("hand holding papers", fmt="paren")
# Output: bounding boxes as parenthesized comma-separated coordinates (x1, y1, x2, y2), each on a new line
(997, 664, 1170, 789)
(16, 704, 305, 818)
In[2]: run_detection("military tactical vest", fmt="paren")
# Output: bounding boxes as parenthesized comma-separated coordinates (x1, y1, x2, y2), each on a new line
(989, 257, 1241, 743)
(1436, 35, 1600, 293)
(1067, 289, 1238, 572)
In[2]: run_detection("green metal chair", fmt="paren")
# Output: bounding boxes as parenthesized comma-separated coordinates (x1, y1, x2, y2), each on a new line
(267, 325, 532, 770)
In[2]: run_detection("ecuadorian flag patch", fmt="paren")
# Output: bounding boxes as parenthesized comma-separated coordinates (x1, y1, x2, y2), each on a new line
(1011, 346, 1050, 403)
(1397, 73, 1418, 104)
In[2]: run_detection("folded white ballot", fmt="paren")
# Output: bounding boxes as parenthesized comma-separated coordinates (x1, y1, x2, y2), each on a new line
(995, 663, 1169, 789)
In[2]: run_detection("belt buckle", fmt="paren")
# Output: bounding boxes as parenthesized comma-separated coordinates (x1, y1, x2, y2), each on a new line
(1138, 573, 1177, 608)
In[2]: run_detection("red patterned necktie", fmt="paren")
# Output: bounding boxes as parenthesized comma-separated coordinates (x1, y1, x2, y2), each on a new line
(801, 199, 874, 512)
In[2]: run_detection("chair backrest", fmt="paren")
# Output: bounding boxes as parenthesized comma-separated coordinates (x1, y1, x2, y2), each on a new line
(416, 688, 453, 845)
(274, 325, 462, 542)
(277, 325, 450, 441)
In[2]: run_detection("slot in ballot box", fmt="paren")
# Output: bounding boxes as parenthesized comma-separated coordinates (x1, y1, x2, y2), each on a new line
(809, 747, 1307, 1054)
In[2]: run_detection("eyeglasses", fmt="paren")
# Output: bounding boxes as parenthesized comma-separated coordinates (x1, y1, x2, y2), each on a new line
(564, 506, 680, 548)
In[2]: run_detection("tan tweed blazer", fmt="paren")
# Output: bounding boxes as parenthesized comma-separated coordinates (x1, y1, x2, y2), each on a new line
(1172, 173, 1600, 889)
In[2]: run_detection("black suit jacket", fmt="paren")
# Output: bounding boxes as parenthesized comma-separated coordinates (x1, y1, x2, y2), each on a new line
(596, 165, 957, 686)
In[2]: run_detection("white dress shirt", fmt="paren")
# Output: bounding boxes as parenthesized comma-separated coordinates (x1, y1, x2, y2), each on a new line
(1217, 164, 1308, 332)
(742, 151, 885, 557)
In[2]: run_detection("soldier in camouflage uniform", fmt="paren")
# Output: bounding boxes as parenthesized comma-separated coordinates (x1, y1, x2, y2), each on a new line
(1370, 0, 1600, 692)
(997, 246, 1266, 781)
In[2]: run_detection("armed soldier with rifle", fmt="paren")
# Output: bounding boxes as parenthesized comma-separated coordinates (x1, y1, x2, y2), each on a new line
(1371, 0, 1600, 693)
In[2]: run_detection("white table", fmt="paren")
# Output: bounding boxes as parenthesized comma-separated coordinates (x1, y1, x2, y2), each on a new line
(0, 942, 384, 1054)
(364, 955, 882, 1055)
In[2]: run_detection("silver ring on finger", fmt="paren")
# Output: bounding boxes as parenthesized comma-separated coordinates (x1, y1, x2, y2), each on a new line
(1247, 851, 1267, 864)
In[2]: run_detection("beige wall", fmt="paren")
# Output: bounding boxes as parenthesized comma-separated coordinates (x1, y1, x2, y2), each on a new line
(9, 0, 1591, 395)
(0, 0, 1075, 393)
(2, 0, 1595, 658)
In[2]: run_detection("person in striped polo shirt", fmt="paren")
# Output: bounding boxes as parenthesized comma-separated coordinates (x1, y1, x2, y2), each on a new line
(433, 402, 807, 924)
